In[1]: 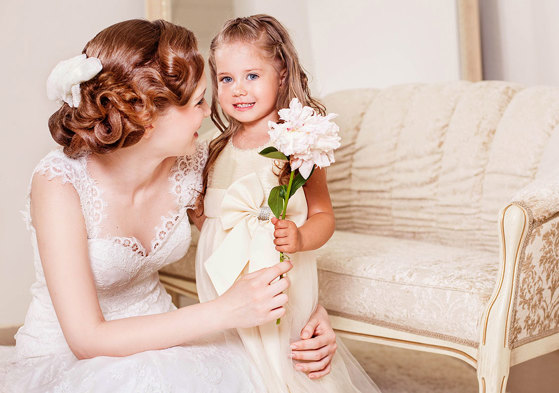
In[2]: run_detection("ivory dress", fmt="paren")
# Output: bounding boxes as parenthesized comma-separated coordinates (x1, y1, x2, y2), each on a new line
(0, 145, 265, 393)
(195, 137, 381, 393)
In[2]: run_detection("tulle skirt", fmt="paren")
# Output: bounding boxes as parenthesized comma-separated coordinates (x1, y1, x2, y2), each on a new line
(0, 335, 265, 393)
(195, 217, 381, 393)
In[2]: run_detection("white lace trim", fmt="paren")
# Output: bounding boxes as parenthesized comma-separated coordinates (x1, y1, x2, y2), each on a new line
(30, 149, 105, 238)
(28, 144, 208, 258)
(115, 142, 208, 258)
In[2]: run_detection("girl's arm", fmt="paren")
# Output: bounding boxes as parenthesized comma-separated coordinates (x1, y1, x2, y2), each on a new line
(32, 173, 290, 360)
(272, 168, 335, 253)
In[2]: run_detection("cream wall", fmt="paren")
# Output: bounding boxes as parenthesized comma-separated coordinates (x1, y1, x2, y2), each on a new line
(0, 1, 144, 327)
(233, 0, 461, 96)
(0, 0, 465, 327)
(173, 0, 461, 124)
(481, 0, 559, 86)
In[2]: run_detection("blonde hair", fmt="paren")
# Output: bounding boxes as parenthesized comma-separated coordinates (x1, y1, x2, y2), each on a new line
(202, 14, 325, 193)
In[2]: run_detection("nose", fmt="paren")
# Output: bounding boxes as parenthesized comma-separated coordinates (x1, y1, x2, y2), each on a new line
(232, 81, 247, 97)
(202, 100, 211, 117)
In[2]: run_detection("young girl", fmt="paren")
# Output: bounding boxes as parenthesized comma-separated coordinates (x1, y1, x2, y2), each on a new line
(0, 19, 337, 393)
(195, 14, 381, 392)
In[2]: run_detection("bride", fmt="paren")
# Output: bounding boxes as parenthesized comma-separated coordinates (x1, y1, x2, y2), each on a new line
(0, 19, 338, 392)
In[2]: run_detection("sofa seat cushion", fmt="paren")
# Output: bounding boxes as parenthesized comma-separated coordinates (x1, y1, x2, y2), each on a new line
(317, 230, 499, 346)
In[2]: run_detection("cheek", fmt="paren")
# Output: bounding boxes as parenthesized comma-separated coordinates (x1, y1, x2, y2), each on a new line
(217, 85, 228, 103)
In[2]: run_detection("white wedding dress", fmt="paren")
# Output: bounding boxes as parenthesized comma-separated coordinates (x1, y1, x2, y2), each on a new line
(0, 145, 265, 393)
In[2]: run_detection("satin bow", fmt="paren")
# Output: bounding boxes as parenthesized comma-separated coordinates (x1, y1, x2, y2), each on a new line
(205, 172, 307, 295)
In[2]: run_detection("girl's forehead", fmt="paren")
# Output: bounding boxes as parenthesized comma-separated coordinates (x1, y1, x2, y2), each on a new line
(215, 41, 267, 64)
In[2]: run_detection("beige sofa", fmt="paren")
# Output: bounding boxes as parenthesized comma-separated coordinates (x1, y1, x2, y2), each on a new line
(160, 81, 559, 393)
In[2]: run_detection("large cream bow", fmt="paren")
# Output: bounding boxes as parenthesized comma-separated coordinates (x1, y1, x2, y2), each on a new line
(205, 173, 307, 295)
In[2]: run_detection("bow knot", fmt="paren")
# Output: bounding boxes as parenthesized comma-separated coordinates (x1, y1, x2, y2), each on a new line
(205, 173, 306, 295)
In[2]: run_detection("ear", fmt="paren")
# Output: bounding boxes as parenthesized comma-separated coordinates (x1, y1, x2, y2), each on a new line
(143, 124, 154, 139)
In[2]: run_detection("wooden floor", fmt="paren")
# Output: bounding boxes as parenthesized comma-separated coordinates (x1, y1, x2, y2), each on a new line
(2, 325, 557, 392)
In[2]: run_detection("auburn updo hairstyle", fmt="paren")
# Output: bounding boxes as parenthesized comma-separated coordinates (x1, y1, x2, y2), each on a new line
(49, 19, 204, 158)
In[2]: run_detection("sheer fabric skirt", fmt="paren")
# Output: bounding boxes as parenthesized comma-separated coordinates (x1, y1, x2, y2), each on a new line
(196, 217, 381, 393)
(0, 336, 265, 393)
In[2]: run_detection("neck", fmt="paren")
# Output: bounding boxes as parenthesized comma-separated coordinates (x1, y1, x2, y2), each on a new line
(238, 110, 279, 137)
(89, 139, 174, 199)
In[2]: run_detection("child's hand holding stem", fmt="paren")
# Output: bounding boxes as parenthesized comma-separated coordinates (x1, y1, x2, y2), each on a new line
(271, 217, 303, 254)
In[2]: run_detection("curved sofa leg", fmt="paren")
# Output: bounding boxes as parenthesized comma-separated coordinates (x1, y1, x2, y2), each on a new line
(477, 204, 528, 393)
(477, 344, 510, 393)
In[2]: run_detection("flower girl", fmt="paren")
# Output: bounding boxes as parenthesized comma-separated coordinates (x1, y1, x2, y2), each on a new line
(0, 19, 337, 392)
(195, 14, 381, 392)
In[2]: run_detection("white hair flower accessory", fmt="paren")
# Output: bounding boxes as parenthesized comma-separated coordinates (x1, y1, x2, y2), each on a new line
(46, 54, 102, 108)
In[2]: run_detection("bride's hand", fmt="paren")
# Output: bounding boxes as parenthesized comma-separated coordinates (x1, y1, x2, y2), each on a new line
(214, 261, 292, 329)
(290, 304, 337, 379)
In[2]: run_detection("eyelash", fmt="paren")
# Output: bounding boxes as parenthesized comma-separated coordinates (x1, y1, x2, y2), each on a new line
(219, 74, 259, 83)
(197, 98, 205, 106)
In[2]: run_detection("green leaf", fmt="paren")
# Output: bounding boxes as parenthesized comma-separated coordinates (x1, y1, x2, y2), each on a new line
(268, 186, 285, 218)
(288, 167, 315, 197)
(258, 146, 288, 161)
(288, 172, 307, 198)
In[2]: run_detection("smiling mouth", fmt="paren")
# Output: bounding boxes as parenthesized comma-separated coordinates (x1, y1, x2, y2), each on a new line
(233, 102, 255, 111)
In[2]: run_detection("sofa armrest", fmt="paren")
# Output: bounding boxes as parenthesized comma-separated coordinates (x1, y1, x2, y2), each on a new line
(511, 174, 559, 223)
(506, 200, 559, 349)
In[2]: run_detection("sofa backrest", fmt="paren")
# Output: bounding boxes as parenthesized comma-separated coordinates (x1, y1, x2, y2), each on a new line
(323, 81, 559, 252)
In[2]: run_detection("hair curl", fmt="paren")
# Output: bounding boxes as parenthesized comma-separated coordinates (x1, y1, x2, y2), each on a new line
(202, 14, 325, 194)
(49, 19, 204, 158)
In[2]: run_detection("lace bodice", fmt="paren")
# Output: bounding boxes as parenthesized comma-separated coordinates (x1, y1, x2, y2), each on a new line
(15, 144, 208, 358)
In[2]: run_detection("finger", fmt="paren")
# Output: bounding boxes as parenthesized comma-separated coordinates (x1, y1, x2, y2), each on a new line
(300, 314, 319, 339)
(267, 275, 290, 295)
(259, 261, 292, 285)
(291, 345, 330, 361)
(308, 363, 331, 379)
(273, 238, 289, 246)
(268, 306, 286, 322)
(290, 333, 331, 351)
(275, 245, 294, 253)
(269, 293, 288, 309)
(271, 217, 278, 225)
(273, 229, 289, 238)
(295, 354, 332, 374)
(274, 219, 290, 229)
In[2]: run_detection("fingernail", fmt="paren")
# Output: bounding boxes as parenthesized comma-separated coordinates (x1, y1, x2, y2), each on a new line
(290, 344, 297, 349)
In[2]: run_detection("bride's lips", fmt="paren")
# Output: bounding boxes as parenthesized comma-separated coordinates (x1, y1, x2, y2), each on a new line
(233, 102, 255, 111)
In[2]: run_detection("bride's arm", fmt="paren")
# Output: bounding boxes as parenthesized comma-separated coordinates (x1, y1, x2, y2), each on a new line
(31, 173, 290, 360)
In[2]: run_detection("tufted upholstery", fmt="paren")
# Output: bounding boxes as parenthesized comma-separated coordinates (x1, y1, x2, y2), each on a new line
(161, 81, 559, 349)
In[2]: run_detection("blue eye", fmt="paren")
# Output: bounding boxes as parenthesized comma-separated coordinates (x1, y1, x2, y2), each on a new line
(221, 76, 233, 83)
(247, 73, 259, 81)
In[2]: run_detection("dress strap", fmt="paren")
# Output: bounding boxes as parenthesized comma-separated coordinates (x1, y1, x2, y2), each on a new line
(171, 142, 208, 210)
(26, 149, 105, 238)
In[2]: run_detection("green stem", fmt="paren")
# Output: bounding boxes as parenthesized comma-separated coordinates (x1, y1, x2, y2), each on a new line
(281, 170, 295, 220)
(277, 170, 295, 324)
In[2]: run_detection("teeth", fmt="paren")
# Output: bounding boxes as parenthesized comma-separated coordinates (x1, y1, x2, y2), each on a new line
(235, 103, 253, 108)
